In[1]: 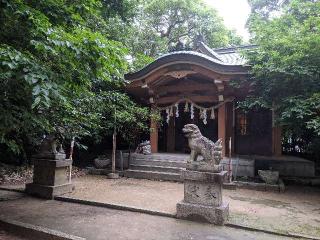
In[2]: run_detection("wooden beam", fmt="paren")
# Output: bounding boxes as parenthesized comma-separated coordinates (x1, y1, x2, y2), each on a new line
(149, 74, 174, 87)
(156, 95, 218, 105)
(126, 79, 144, 88)
(190, 66, 225, 80)
(164, 70, 196, 79)
(144, 67, 171, 85)
(147, 65, 223, 87)
(156, 83, 216, 94)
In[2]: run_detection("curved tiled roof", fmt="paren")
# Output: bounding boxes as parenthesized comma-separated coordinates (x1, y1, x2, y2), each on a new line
(125, 50, 249, 81)
(218, 51, 246, 65)
(197, 42, 258, 65)
(213, 44, 257, 65)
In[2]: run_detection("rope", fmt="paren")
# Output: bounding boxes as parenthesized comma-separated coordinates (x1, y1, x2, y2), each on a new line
(156, 97, 233, 111)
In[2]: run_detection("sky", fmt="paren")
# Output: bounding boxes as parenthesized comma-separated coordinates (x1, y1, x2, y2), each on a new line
(203, 0, 251, 41)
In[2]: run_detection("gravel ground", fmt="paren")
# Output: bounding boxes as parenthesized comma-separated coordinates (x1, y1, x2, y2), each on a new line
(0, 164, 86, 186)
(67, 175, 320, 238)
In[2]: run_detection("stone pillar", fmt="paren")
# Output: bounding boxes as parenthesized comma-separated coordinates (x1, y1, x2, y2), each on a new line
(26, 137, 74, 199)
(176, 169, 229, 225)
(150, 118, 158, 153)
(218, 103, 226, 157)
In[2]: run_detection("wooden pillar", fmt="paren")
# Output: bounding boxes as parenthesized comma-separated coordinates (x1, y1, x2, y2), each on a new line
(271, 106, 282, 156)
(231, 101, 236, 155)
(218, 103, 226, 157)
(167, 118, 175, 152)
(225, 102, 234, 156)
(272, 126, 282, 156)
(150, 118, 158, 153)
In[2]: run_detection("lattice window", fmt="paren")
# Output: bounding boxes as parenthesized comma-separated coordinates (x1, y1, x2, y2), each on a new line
(237, 111, 248, 135)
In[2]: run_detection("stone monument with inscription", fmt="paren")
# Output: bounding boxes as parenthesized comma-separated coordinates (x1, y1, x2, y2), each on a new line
(26, 135, 74, 199)
(176, 124, 229, 225)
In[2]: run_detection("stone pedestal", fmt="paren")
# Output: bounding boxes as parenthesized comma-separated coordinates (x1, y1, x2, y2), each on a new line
(176, 170, 229, 225)
(26, 154, 74, 199)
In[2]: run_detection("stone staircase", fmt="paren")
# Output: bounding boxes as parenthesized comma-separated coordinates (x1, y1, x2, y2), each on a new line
(124, 153, 187, 182)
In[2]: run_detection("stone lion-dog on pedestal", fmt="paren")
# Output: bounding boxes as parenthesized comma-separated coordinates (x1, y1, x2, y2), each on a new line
(177, 124, 228, 225)
(182, 124, 223, 172)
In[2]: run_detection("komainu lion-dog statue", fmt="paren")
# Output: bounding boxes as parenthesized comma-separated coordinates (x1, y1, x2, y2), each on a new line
(183, 124, 223, 172)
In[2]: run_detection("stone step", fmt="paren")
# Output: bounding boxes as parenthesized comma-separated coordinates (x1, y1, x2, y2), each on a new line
(124, 170, 182, 182)
(130, 159, 186, 168)
(128, 153, 188, 162)
(129, 164, 184, 174)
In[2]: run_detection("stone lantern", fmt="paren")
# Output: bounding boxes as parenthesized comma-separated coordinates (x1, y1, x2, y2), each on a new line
(25, 135, 74, 199)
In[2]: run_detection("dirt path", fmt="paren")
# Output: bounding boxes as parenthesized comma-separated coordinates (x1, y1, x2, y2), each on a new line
(66, 175, 320, 238)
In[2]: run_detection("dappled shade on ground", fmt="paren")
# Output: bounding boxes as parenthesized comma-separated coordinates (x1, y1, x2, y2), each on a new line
(66, 175, 320, 238)
(0, 191, 294, 240)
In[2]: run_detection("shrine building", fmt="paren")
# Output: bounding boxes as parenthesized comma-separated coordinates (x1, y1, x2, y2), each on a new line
(123, 42, 316, 179)
(125, 42, 282, 158)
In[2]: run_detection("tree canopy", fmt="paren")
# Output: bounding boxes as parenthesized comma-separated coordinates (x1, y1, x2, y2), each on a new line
(0, 0, 149, 162)
(242, 0, 320, 157)
(121, 0, 243, 69)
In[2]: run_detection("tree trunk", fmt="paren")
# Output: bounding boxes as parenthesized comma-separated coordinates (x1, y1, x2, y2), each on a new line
(112, 129, 116, 173)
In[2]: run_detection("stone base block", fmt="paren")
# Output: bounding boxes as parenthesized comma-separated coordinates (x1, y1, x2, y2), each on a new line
(186, 162, 222, 173)
(25, 183, 74, 199)
(87, 167, 111, 175)
(220, 158, 255, 177)
(32, 153, 66, 160)
(222, 182, 237, 190)
(176, 201, 229, 225)
(107, 173, 120, 179)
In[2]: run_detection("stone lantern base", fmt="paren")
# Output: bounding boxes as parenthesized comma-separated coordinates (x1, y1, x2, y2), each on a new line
(26, 156, 74, 199)
(26, 182, 74, 199)
(176, 170, 229, 225)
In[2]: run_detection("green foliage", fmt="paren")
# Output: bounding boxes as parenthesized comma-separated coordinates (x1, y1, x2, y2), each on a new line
(122, 0, 243, 67)
(0, 0, 248, 163)
(246, 0, 320, 118)
(94, 91, 151, 145)
(128, 53, 155, 72)
(280, 94, 320, 135)
(247, 0, 290, 20)
(0, 0, 150, 161)
(243, 0, 320, 158)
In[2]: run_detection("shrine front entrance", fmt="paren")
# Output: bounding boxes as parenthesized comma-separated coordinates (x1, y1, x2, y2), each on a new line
(158, 103, 218, 153)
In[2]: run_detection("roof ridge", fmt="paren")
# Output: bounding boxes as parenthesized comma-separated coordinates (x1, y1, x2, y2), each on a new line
(196, 42, 224, 62)
(213, 45, 258, 54)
